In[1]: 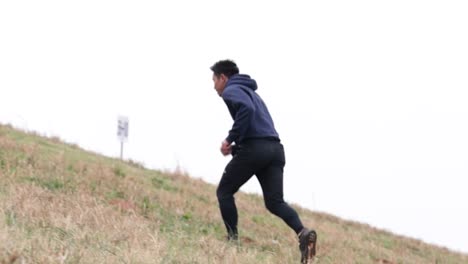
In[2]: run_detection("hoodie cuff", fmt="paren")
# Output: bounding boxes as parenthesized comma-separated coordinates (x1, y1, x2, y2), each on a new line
(226, 135, 236, 145)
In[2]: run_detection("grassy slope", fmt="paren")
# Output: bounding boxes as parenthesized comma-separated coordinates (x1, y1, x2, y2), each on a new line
(0, 124, 467, 264)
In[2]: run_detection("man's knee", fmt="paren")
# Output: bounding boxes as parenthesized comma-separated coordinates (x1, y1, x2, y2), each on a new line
(217, 186, 233, 202)
(265, 198, 284, 214)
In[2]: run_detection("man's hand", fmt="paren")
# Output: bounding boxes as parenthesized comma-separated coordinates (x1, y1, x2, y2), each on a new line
(220, 140, 232, 156)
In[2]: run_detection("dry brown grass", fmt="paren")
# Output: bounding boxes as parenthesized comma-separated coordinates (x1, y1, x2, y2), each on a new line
(1, 184, 166, 263)
(1, 123, 467, 263)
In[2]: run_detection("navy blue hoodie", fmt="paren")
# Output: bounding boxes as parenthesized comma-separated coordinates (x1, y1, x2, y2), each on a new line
(222, 74, 279, 144)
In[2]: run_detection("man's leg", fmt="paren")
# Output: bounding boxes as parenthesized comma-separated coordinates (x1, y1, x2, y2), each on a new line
(255, 143, 305, 234)
(256, 164, 305, 234)
(256, 142, 317, 263)
(216, 153, 256, 239)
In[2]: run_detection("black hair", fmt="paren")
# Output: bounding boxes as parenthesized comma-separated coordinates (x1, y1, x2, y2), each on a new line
(210, 59, 239, 78)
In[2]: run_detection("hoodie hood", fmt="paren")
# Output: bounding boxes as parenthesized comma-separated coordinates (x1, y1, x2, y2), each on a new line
(220, 73, 279, 144)
(225, 74, 257, 91)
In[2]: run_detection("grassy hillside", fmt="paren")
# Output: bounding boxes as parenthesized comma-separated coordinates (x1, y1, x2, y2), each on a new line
(0, 123, 467, 264)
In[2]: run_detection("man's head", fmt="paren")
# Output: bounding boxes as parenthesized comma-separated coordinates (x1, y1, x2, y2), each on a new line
(210, 60, 239, 96)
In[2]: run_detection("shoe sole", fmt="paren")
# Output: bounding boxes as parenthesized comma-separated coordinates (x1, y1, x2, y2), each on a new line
(303, 230, 317, 264)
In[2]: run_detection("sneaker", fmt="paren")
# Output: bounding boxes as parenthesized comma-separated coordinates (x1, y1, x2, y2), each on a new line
(227, 233, 238, 242)
(298, 228, 317, 263)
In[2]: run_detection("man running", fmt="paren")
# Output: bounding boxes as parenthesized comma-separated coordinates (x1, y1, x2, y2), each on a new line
(210, 59, 317, 263)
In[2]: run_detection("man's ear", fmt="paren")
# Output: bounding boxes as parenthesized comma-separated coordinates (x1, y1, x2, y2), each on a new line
(220, 74, 228, 82)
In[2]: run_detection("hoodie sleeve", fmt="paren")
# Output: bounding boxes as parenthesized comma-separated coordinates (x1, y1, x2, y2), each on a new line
(222, 87, 254, 144)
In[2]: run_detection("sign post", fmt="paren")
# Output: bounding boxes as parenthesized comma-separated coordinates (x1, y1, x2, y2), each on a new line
(117, 116, 129, 160)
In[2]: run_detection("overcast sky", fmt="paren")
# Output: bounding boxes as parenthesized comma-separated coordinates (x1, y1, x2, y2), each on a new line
(1, 0, 467, 254)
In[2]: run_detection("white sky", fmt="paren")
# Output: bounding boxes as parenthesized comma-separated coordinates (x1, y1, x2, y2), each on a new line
(1, 0, 468, 254)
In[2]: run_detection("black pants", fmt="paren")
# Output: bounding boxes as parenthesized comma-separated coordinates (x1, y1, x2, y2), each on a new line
(216, 139, 304, 238)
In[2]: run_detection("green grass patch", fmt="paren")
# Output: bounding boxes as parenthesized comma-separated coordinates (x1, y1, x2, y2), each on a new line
(0, 158, 6, 170)
(140, 196, 159, 217)
(113, 166, 126, 178)
(22, 176, 66, 191)
(106, 189, 126, 199)
(151, 176, 177, 192)
(5, 210, 17, 226)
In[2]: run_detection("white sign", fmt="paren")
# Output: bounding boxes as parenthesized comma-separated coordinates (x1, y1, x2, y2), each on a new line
(117, 116, 129, 142)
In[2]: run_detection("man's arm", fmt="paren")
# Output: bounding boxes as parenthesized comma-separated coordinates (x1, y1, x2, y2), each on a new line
(223, 88, 255, 144)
